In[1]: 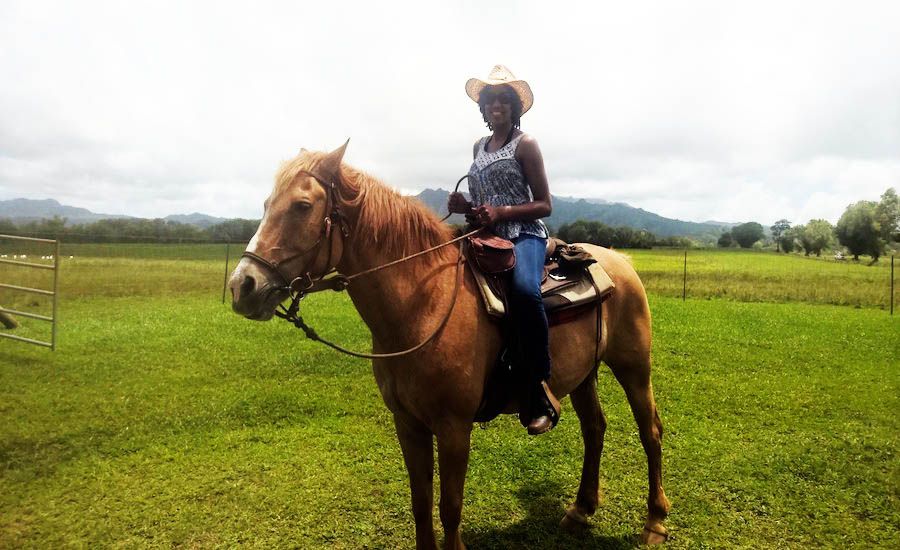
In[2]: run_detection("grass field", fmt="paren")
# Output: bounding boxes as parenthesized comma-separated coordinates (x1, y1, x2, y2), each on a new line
(1, 245, 899, 548)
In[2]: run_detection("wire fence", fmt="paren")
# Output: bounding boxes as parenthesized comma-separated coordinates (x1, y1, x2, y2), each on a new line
(0, 235, 896, 349)
(631, 248, 896, 310)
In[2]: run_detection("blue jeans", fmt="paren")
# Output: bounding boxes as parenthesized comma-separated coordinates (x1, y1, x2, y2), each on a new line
(510, 234, 550, 382)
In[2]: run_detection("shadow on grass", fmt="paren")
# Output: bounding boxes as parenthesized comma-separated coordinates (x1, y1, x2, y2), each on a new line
(465, 480, 635, 549)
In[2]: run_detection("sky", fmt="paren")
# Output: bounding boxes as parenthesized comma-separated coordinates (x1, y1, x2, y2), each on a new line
(1, 0, 898, 226)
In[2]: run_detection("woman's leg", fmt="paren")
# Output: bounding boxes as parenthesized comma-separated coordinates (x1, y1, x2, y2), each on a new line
(509, 234, 554, 430)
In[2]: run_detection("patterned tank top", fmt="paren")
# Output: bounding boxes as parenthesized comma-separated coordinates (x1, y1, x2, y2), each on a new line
(468, 133, 549, 241)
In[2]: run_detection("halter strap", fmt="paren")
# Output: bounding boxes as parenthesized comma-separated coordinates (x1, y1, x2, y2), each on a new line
(240, 170, 349, 288)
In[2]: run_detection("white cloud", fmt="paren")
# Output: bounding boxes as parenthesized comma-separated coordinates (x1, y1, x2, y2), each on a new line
(1, 0, 898, 226)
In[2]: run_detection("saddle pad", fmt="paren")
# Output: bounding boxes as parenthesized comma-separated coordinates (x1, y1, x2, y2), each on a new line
(471, 256, 615, 318)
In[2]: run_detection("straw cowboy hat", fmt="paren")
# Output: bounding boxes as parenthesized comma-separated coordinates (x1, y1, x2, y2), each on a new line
(465, 65, 534, 115)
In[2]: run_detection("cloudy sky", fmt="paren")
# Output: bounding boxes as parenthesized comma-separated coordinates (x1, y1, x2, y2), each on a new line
(1, 0, 898, 225)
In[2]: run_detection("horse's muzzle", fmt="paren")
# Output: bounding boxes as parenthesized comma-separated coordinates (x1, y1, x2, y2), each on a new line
(228, 259, 288, 320)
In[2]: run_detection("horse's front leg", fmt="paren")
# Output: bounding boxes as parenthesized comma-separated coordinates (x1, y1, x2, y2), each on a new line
(436, 422, 472, 550)
(394, 413, 438, 550)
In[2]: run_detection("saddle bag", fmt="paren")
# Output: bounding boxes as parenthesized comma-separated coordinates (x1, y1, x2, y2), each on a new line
(468, 232, 516, 274)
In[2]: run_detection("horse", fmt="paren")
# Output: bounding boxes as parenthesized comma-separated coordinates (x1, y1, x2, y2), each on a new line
(228, 142, 670, 549)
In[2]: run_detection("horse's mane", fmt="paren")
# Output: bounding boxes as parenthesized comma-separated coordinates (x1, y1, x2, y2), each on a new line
(276, 151, 455, 260)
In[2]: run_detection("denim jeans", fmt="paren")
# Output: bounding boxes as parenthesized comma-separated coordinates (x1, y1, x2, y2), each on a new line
(509, 234, 550, 382)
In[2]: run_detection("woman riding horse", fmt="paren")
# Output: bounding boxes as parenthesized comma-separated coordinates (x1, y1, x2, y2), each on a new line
(448, 65, 559, 435)
(229, 68, 671, 546)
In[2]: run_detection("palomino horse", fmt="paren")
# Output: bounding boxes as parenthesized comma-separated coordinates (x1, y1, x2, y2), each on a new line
(228, 143, 670, 548)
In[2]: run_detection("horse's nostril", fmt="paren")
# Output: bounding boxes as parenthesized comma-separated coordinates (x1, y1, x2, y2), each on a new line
(240, 275, 255, 297)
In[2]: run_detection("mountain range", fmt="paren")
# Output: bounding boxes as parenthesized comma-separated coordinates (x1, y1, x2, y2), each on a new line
(0, 198, 228, 228)
(1, 194, 731, 241)
(413, 189, 731, 240)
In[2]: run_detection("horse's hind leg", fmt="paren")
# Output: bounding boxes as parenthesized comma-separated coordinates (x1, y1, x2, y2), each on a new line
(561, 367, 608, 531)
(607, 353, 671, 544)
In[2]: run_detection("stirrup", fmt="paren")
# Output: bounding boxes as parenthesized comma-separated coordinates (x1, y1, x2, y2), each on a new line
(541, 381, 561, 426)
(525, 382, 561, 435)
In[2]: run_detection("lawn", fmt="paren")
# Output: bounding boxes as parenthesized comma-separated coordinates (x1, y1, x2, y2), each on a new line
(629, 248, 895, 309)
(0, 244, 898, 548)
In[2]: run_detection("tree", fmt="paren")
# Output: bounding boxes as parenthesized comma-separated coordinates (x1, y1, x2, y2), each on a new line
(798, 219, 834, 256)
(770, 219, 791, 252)
(836, 201, 882, 261)
(875, 187, 899, 244)
(731, 222, 764, 248)
(557, 221, 590, 244)
(556, 220, 655, 248)
(717, 231, 734, 247)
(0, 218, 17, 234)
(779, 225, 800, 253)
(207, 219, 261, 242)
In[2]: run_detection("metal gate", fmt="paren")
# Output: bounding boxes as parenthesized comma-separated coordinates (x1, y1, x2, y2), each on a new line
(0, 234, 60, 350)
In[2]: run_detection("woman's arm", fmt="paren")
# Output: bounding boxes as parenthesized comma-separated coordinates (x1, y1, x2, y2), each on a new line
(473, 134, 552, 225)
(447, 139, 483, 214)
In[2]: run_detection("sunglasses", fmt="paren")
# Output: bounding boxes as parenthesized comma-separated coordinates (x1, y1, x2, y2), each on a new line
(481, 91, 516, 105)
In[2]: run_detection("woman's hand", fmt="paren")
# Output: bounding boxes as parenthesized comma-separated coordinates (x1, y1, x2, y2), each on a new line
(447, 192, 472, 214)
(473, 204, 503, 227)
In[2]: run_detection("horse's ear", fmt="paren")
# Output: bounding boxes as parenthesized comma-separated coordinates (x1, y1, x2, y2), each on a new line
(319, 139, 350, 181)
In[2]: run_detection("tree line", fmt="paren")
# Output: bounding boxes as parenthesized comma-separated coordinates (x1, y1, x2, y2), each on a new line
(717, 188, 898, 260)
(3, 187, 897, 256)
(0, 216, 261, 243)
(4, 213, 697, 249)
(555, 220, 694, 249)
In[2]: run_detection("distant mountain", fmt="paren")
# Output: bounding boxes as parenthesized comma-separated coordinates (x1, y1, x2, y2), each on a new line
(2, 194, 732, 242)
(0, 198, 131, 224)
(412, 189, 730, 240)
(164, 213, 228, 228)
(0, 199, 231, 228)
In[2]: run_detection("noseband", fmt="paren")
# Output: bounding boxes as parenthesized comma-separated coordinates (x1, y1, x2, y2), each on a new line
(240, 169, 351, 293)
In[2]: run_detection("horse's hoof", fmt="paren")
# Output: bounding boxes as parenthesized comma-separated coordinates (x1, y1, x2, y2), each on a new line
(560, 506, 591, 532)
(640, 523, 669, 545)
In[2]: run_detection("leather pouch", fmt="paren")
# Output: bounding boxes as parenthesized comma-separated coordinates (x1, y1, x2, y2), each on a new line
(468, 232, 516, 274)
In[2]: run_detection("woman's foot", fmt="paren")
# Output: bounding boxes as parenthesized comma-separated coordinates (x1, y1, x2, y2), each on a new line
(527, 414, 554, 435)
(527, 382, 560, 435)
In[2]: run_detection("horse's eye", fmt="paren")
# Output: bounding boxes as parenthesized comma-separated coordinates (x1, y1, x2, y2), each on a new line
(293, 201, 312, 212)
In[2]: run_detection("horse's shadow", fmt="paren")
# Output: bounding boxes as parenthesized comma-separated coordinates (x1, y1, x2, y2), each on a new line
(465, 480, 636, 549)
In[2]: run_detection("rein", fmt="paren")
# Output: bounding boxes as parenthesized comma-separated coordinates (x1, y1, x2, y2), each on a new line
(241, 170, 482, 359)
(276, 244, 470, 359)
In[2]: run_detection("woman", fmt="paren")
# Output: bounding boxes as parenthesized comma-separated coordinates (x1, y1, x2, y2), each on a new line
(448, 65, 559, 435)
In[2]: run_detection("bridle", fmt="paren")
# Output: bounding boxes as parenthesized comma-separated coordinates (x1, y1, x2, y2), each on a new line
(240, 168, 351, 293)
(239, 170, 480, 359)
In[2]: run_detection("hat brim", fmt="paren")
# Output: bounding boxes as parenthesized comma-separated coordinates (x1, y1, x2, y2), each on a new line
(465, 78, 533, 115)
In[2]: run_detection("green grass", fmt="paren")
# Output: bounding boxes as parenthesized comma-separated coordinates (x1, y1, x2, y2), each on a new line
(629, 248, 896, 309)
(2, 262, 898, 548)
(1, 244, 898, 546)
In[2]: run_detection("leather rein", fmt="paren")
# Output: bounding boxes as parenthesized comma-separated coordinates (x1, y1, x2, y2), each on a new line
(240, 170, 480, 359)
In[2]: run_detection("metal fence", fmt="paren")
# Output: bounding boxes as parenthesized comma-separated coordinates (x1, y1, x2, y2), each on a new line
(0, 234, 60, 349)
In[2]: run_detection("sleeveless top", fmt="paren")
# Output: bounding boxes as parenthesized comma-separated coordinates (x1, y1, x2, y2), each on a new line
(467, 133, 549, 241)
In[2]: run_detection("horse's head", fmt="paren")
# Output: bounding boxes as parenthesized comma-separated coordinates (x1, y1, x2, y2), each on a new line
(229, 141, 349, 320)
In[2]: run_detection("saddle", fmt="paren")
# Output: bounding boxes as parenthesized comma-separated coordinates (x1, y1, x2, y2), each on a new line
(468, 237, 615, 324)
(467, 238, 616, 423)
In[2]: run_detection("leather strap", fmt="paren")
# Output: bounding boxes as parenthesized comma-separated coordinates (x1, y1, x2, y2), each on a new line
(241, 169, 484, 359)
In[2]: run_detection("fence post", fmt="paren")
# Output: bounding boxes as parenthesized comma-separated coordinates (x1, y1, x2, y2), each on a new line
(682, 249, 687, 301)
(52, 239, 60, 350)
(222, 241, 231, 304)
(891, 254, 895, 316)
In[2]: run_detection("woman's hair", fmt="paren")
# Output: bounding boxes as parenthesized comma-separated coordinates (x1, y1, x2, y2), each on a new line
(478, 85, 522, 130)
